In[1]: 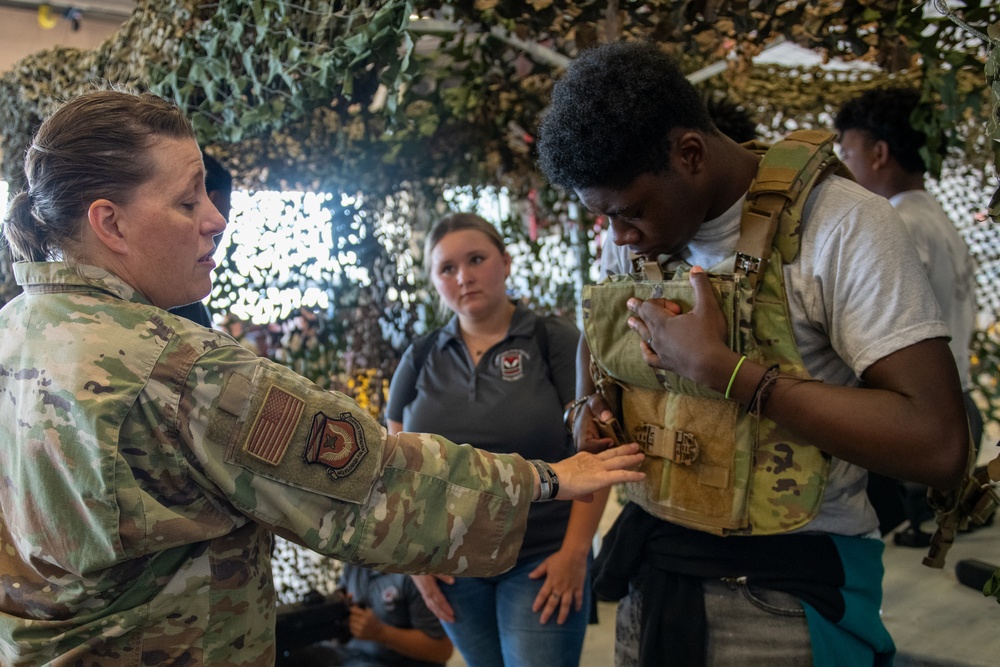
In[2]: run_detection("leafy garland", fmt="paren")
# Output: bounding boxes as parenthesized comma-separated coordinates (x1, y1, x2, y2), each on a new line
(3, 1, 996, 198)
(0, 0, 997, 401)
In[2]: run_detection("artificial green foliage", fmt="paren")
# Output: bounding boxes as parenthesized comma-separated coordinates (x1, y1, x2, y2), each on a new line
(210, 188, 427, 390)
(149, 0, 420, 144)
(3, 1, 997, 202)
(971, 19, 1000, 423)
(985, 566, 1000, 604)
(988, 23, 1000, 226)
(1, 0, 998, 424)
(969, 313, 1000, 445)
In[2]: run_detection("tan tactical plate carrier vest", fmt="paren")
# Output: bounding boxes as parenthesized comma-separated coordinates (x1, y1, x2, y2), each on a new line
(583, 130, 850, 536)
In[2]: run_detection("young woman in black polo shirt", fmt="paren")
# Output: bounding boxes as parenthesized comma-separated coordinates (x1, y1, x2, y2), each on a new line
(387, 213, 603, 667)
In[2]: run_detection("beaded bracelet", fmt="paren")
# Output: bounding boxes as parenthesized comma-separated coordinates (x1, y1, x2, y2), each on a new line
(529, 459, 560, 502)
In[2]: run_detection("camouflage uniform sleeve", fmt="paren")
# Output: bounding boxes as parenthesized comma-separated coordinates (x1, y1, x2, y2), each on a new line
(180, 346, 533, 576)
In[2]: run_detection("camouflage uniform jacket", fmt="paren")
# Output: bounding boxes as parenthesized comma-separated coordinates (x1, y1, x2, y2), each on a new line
(0, 262, 533, 667)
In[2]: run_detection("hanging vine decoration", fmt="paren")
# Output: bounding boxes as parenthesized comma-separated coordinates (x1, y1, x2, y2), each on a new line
(0, 0, 997, 421)
(986, 18, 1000, 224)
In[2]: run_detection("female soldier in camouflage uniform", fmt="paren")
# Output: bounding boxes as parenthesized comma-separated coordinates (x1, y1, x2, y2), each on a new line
(0, 90, 644, 666)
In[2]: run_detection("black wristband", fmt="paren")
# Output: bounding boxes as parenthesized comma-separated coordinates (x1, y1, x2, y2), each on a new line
(530, 460, 560, 502)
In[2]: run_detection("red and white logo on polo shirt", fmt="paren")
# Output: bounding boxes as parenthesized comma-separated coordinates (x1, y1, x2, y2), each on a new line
(382, 584, 400, 610)
(499, 349, 527, 381)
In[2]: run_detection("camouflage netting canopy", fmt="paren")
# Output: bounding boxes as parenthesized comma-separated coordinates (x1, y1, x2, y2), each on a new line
(2, 1, 998, 213)
(1, 0, 999, 600)
(0, 0, 996, 358)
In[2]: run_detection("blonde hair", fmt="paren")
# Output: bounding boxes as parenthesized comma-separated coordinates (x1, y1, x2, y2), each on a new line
(423, 212, 506, 272)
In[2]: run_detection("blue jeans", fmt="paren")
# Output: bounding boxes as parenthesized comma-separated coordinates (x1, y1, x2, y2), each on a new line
(440, 553, 591, 667)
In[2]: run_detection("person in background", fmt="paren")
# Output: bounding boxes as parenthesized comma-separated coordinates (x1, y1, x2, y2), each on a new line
(703, 94, 758, 144)
(835, 87, 984, 548)
(170, 150, 233, 327)
(386, 213, 605, 667)
(0, 89, 644, 666)
(536, 41, 967, 666)
(283, 563, 453, 667)
(203, 150, 234, 225)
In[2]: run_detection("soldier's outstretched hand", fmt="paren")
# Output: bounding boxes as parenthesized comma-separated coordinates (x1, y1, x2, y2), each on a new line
(549, 443, 644, 502)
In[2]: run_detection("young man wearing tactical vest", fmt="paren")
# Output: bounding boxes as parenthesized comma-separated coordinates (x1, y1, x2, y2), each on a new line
(537, 41, 969, 667)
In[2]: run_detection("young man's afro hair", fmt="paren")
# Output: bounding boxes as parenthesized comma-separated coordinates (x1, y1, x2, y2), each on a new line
(537, 40, 714, 191)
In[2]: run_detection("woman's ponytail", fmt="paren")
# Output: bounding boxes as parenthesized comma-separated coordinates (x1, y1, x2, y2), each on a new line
(2, 191, 50, 262)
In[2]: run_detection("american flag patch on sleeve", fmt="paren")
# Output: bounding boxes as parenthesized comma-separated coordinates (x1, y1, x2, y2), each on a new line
(243, 385, 305, 465)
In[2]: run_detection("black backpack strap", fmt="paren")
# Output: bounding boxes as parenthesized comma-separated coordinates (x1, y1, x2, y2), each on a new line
(410, 327, 442, 377)
(533, 315, 554, 383)
(534, 316, 549, 361)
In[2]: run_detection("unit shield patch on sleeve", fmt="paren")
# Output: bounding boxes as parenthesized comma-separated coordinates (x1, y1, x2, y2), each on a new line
(304, 411, 368, 479)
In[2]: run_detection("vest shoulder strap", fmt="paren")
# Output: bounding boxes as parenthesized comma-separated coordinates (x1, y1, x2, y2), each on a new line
(735, 129, 852, 288)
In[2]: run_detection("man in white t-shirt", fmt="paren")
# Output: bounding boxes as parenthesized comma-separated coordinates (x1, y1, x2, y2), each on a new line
(836, 87, 983, 548)
(536, 41, 969, 666)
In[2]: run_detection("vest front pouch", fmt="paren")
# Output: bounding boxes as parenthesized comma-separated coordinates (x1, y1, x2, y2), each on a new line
(583, 274, 743, 395)
(623, 387, 750, 532)
(584, 274, 754, 533)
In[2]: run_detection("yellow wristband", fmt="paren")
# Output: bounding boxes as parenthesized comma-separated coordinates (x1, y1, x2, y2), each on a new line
(725, 355, 747, 400)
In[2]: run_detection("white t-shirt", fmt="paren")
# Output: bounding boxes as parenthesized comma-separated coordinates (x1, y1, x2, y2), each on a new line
(600, 175, 949, 535)
(890, 190, 976, 390)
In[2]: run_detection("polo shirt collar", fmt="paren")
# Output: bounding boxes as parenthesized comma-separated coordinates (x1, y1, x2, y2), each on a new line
(438, 300, 534, 348)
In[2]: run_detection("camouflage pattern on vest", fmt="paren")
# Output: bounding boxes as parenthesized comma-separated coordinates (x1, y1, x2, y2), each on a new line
(584, 131, 845, 536)
(0, 262, 533, 666)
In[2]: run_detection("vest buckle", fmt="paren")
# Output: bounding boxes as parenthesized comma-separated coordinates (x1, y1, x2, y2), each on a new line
(735, 252, 762, 275)
(634, 423, 656, 448)
(672, 431, 700, 465)
(636, 424, 700, 465)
